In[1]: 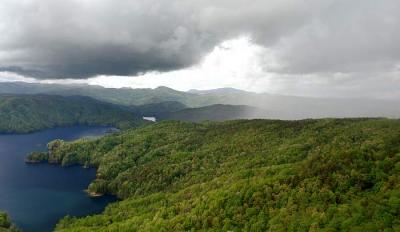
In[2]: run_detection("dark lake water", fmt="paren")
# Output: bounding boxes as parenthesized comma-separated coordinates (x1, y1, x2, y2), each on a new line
(0, 126, 116, 232)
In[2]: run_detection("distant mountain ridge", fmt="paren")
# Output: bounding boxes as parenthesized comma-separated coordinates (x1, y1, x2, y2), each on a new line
(0, 82, 399, 119)
(0, 82, 192, 106)
(187, 87, 251, 95)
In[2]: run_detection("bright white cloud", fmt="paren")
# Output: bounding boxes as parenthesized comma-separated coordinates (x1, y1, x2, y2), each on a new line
(87, 37, 270, 92)
(0, 37, 271, 91)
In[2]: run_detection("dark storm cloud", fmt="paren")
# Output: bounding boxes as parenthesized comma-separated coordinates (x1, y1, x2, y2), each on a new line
(0, 0, 399, 79)
(269, 0, 400, 75)
(0, 0, 218, 78)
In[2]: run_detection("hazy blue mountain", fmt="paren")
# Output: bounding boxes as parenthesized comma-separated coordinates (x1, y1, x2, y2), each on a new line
(187, 87, 251, 95)
(0, 82, 195, 106)
(0, 82, 399, 119)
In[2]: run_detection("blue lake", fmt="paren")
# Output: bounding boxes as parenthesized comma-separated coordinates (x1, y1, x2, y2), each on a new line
(0, 126, 116, 232)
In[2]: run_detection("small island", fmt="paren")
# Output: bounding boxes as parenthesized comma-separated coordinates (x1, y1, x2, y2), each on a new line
(25, 151, 49, 164)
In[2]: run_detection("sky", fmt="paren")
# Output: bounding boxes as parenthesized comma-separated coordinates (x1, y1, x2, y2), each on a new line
(0, 0, 399, 98)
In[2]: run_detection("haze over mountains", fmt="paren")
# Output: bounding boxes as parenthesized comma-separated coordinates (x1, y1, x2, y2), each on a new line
(0, 82, 399, 120)
(160, 104, 265, 122)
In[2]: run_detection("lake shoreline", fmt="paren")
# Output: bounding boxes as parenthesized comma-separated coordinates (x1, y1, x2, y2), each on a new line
(0, 123, 120, 136)
(0, 125, 117, 232)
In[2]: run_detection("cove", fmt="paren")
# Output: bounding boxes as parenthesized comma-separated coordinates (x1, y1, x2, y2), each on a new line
(0, 126, 116, 232)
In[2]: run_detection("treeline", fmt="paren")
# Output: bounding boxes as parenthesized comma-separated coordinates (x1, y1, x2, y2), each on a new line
(27, 119, 400, 231)
(0, 94, 144, 134)
(0, 212, 19, 232)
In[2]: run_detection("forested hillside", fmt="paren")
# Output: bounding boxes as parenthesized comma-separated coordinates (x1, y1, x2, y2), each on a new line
(0, 94, 143, 133)
(27, 119, 400, 231)
(0, 212, 19, 232)
(130, 101, 187, 117)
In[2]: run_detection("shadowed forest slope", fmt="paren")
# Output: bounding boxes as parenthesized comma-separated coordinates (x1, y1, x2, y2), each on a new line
(0, 94, 143, 133)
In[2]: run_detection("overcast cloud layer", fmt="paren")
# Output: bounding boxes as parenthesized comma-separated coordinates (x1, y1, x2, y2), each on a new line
(0, 0, 399, 98)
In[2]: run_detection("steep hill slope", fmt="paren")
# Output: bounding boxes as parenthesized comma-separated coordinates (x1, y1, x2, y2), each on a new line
(0, 94, 143, 133)
(27, 119, 400, 231)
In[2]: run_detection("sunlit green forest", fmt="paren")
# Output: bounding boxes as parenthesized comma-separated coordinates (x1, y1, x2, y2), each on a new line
(0, 94, 143, 133)
(27, 118, 400, 231)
